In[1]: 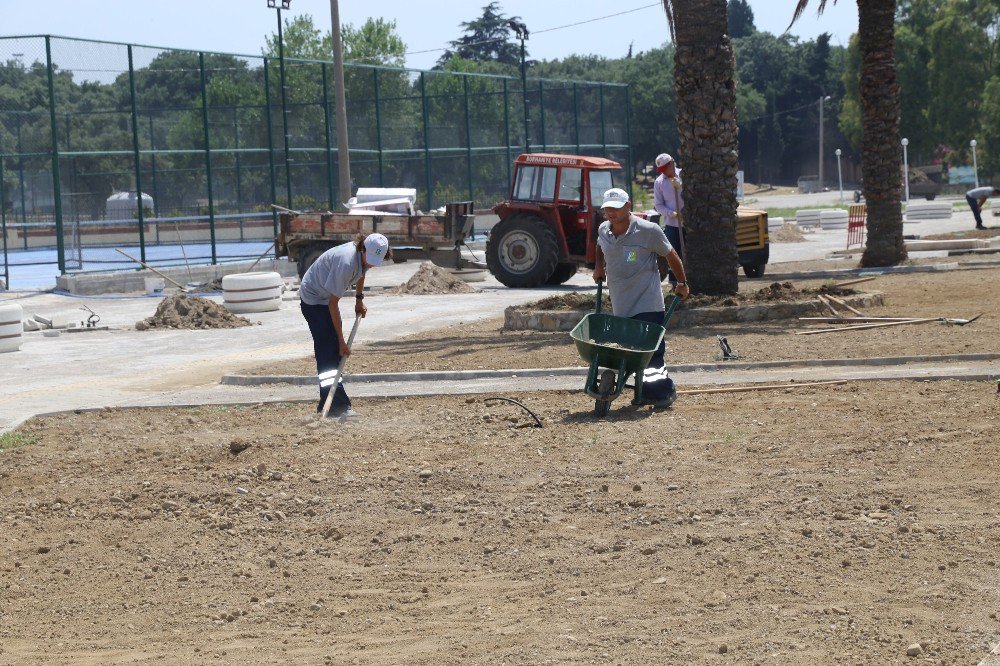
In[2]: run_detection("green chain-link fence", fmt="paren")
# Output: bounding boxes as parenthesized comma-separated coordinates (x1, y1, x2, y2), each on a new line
(0, 35, 630, 288)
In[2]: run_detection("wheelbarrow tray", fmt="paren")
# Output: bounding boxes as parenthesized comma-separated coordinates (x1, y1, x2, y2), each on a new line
(570, 312, 664, 377)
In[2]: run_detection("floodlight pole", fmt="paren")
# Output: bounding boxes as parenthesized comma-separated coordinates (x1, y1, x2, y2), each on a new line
(901, 138, 909, 203)
(818, 95, 830, 189)
(970, 139, 979, 189)
(511, 24, 529, 154)
(270, 1, 293, 206)
(835, 148, 843, 205)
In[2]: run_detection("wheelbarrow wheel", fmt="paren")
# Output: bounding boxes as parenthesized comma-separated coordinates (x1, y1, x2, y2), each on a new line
(594, 369, 615, 417)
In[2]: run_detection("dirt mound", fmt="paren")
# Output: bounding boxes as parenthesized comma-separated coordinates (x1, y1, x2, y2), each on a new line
(528, 282, 857, 311)
(135, 295, 252, 330)
(392, 262, 478, 295)
(769, 223, 807, 243)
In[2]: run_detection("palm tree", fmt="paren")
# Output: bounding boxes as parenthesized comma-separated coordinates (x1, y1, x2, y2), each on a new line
(791, 1, 907, 266)
(661, 0, 740, 295)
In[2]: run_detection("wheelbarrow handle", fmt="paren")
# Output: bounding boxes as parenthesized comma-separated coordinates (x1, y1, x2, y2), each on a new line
(663, 293, 682, 327)
(595, 278, 603, 315)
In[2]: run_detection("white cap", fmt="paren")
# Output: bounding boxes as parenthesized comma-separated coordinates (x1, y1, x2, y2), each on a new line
(363, 233, 390, 266)
(655, 153, 674, 167)
(600, 188, 630, 209)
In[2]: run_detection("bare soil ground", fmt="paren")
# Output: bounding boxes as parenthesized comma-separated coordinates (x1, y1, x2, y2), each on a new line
(250, 267, 1000, 376)
(2, 382, 998, 664)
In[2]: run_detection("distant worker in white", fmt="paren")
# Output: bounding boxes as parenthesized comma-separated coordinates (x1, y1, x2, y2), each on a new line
(652, 152, 684, 286)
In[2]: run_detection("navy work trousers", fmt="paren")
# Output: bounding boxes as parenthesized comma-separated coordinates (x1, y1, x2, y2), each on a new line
(300, 301, 351, 413)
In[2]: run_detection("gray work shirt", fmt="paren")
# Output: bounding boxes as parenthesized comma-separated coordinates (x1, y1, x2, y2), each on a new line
(597, 214, 674, 317)
(967, 186, 995, 199)
(299, 242, 363, 306)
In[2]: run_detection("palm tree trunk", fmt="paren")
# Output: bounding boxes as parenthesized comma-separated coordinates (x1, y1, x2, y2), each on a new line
(671, 0, 740, 295)
(858, 0, 907, 267)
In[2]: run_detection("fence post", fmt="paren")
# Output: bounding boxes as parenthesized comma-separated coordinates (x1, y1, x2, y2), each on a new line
(573, 83, 581, 154)
(276, 13, 293, 207)
(420, 72, 432, 211)
(463, 75, 474, 202)
(599, 84, 607, 158)
(503, 78, 511, 186)
(44, 37, 66, 274)
(127, 45, 148, 263)
(198, 52, 218, 264)
(1, 157, 9, 289)
(321, 63, 335, 210)
(16, 113, 27, 237)
(373, 68, 384, 187)
(625, 85, 633, 200)
(233, 106, 243, 220)
(148, 114, 160, 218)
(538, 80, 546, 152)
(263, 58, 279, 236)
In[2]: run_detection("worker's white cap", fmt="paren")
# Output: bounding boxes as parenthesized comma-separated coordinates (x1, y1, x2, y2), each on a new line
(655, 153, 674, 167)
(600, 188, 630, 209)
(363, 233, 390, 266)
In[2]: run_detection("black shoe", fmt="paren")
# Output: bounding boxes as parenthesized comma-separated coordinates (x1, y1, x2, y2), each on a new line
(632, 390, 677, 409)
(331, 406, 360, 419)
(976, 225, 987, 230)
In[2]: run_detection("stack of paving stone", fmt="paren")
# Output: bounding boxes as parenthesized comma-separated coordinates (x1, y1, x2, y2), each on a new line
(905, 200, 953, 221)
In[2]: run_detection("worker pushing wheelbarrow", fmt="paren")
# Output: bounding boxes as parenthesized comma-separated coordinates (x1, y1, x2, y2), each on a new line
(574, 187, 690, 416)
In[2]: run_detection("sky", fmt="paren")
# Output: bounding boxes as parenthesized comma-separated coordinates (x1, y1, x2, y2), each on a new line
(3, 1, 859, 70)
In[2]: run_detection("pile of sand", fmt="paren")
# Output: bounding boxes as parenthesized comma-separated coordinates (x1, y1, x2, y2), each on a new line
(770, 223, 807, 243)
(135, 295, 252, 331)
(393, 262, 478, 295)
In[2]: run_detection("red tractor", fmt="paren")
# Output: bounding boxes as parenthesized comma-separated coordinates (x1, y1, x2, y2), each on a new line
(487, 152, 769, 287)
(488, 153, 619, 287)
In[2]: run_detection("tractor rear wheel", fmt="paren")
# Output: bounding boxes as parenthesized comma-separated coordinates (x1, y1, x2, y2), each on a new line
(545, 262, 578, 285)
(486, 215, 560, 287)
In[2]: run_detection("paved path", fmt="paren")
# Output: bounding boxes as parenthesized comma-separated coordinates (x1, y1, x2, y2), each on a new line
(27, 359, 1000, 423)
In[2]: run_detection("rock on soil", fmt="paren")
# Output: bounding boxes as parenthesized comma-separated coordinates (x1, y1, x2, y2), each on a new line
(135, 295, 252, 330)
(392, 262, 478, 295)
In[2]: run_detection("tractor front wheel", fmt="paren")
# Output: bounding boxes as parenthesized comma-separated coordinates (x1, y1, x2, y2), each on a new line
(486, 215, 560, 287)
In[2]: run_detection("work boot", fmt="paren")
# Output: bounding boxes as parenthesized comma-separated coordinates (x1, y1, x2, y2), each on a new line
(331, 406, 361, 420)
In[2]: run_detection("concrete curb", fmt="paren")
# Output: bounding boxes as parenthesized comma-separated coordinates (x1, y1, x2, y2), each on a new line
(765, 259, 1000, 282)
(503, 293, 885, 332)
(220, 352, 1000, 386)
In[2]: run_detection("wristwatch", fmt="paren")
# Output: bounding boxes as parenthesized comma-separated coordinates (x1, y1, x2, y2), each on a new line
(355, 293, 364, 300)
(676, 281, 688, 287)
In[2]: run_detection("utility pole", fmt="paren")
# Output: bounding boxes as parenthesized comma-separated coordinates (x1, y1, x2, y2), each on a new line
(330, 0, 352, 204)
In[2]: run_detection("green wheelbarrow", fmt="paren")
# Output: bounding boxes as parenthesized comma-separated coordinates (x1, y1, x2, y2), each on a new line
(570, 279, 682, 417)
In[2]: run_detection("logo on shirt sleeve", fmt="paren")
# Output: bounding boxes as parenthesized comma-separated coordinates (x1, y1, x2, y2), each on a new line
(625, 249, 638, 263)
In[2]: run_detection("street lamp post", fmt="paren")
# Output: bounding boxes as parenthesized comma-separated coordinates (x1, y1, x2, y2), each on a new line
(901, 138, 910, 203)
(835, 148, 843, 205)
(268, 0, 293, 206)
(970, 139, 979, 189)
(508, 20, 530, 154)
(818, 95, 831, 189)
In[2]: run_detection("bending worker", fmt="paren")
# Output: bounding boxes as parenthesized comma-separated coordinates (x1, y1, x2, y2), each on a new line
(965, 185, 999, 230)
(298, 233, 391, 418)
(593, 188, 690, 407)
(652, 152, 684, 286)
